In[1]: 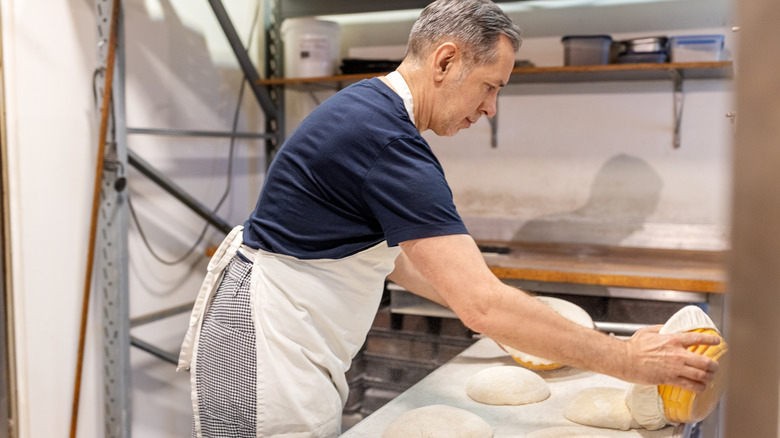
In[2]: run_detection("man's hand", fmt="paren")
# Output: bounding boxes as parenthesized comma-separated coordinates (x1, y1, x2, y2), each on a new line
(623, 325, 721, 392)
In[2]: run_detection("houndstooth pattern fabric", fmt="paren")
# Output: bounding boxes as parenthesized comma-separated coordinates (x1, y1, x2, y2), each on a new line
(192, 254, 257, 438)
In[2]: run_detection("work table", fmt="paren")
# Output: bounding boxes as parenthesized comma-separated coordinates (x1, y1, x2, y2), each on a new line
(477, 241, 727, 294)
(342, 338, 687, 437)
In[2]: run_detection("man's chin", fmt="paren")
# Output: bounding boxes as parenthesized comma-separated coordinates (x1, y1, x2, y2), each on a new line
(435, 127, 465, 137)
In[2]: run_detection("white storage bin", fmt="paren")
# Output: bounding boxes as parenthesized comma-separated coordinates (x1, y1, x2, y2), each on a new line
(670, 35, 725, 62)
(281, 18, 341, 78)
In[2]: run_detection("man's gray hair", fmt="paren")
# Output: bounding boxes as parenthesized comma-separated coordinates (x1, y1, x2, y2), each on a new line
(406, 0, 522, 68)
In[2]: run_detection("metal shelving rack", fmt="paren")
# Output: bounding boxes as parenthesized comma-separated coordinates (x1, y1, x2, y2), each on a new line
(95, 0, 286, 435)
(95, 1, 429, 433)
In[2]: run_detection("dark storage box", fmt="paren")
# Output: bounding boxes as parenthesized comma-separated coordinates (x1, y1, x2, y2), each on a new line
(561, 35, 613, 66)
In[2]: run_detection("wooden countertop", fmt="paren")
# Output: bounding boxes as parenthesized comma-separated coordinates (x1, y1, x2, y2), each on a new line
(477, 241, 727, 294)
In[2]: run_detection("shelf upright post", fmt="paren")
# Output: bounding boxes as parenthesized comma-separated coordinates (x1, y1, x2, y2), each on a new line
(94, 0, 132, 436)
(264, 0, 285, 164)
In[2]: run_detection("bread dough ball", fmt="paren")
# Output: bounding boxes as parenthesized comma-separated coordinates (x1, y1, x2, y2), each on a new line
(563, 387, 640, 431)
(382, 405, 492, 438)
(525, 426, 633, 437)
(465, 366, 550, 406)
(501, 296, 594, 370)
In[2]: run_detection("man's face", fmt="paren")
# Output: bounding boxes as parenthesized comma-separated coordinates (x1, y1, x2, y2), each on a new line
(430, 35, 515, 137)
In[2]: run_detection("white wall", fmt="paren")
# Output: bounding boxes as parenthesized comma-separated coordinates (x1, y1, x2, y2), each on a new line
(3, 0, 263, 436)
(333, 0, 735, 250)
(3, 0, 103, 436)
(2, 0, 733, 437)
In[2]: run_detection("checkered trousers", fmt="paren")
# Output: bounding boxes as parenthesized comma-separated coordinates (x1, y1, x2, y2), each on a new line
(192, 255, 257, 437)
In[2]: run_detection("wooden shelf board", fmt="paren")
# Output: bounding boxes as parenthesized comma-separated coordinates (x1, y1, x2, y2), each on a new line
(256, 61, 733, 87)
(478, 240, 727, 294)
(257, 72, 385, 86)
(509, 61, 733, 83)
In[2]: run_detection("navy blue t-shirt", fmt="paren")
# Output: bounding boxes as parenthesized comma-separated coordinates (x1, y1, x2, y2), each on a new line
(243, 77, 468, 259)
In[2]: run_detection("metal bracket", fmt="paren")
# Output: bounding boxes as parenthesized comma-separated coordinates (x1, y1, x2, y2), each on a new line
(488, 100, 498, 148)
(670, 68, 684, 149)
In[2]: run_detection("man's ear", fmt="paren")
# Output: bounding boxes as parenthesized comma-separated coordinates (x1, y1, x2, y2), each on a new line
(432, 42, 459, 82)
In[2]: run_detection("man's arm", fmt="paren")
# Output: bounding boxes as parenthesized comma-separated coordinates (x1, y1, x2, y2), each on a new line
(395, 233, 720, 392)
(387, 249, 450, 308)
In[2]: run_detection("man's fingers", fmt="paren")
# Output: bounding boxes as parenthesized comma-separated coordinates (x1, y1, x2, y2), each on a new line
(685, 349, 720, 371)
(683, 360, 717, 382)
(667, 362, 717, 393)
(677, 331, 721, 348)
(668, 375, 708, 393)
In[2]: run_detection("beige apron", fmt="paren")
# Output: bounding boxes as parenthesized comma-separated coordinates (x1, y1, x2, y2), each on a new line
(179, 225, 401, 437)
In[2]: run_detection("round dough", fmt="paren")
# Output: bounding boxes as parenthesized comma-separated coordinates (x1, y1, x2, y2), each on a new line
(381, 405, 492, 438)
(501, 296, 594, 370)
(563, 387, 640, 431)
(465, 366, 550, 406)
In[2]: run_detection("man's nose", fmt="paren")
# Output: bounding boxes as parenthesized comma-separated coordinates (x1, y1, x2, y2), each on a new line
(479, 96, 497, 118)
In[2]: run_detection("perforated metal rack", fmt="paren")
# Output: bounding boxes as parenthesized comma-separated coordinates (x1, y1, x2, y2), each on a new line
(93, 1, 131, 435)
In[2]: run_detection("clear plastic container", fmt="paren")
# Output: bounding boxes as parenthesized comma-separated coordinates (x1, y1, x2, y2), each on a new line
(669, 35, 725, 62)
(561, 35, 613, 66)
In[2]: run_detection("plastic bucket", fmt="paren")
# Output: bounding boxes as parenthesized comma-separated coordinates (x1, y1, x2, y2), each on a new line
(281, 18, 341, 78)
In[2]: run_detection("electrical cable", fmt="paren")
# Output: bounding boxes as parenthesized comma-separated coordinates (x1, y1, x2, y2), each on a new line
(126, 1, 262, 265)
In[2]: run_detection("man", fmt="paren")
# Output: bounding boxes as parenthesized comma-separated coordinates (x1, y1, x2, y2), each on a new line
(179, 1, 720, 437)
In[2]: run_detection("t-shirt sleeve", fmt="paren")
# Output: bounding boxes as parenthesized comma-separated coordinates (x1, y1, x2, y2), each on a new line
(362, 137, 468, 246)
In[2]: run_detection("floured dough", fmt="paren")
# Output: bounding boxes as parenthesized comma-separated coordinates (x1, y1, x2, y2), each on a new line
(563, 387, 640, 431)
(501, 296, 594, 370)
(465, 366, 550, 406)
(525, 426, 643, 437)
(381, 405, 492, 438)
(624, 384, 667, 430)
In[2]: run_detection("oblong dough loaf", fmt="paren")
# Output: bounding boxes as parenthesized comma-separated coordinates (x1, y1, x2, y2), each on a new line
(563, 387, 640, 431)
(382, 405, 492, 438)
(466, 366, 550, 406)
